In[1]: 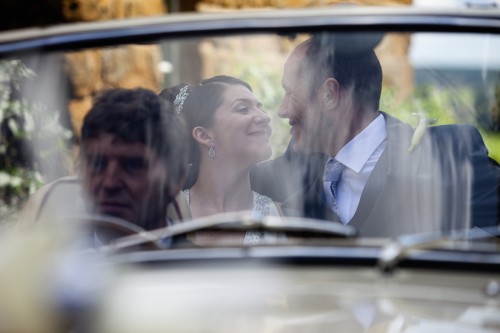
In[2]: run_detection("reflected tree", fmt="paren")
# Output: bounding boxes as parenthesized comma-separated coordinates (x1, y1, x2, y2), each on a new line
(0, 60, 73, 224)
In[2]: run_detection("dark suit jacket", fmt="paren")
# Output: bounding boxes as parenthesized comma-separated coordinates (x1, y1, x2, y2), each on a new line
(251, 113, 500, 238)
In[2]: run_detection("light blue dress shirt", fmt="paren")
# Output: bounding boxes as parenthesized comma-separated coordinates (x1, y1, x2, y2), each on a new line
(324, 114, 387, 224)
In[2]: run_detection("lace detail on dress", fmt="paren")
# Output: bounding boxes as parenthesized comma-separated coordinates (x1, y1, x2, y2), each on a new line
(183, 190, 273, 216)
(253, 192, 271, 216)
(183, 189, 278, 245)
(243, 192, 273, 245)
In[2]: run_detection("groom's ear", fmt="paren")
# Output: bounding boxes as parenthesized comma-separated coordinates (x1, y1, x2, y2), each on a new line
(321, 78, 340, 109)
(192, 126, 213, 146)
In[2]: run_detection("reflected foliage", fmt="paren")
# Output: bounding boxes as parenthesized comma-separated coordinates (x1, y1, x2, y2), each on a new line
(0, 60, 73, 223)
(381, 85, 500, 162)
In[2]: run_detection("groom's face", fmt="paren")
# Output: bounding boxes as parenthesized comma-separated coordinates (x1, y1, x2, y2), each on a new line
(279, 44, 328, 153)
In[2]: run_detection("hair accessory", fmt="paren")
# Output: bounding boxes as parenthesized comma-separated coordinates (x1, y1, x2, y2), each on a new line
(174, 85, 190, 113)
(208, 144, 216, 161)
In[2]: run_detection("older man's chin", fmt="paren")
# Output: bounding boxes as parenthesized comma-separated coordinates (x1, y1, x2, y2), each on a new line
(292, 136, 321, 154)
(95, 204, 135, 223)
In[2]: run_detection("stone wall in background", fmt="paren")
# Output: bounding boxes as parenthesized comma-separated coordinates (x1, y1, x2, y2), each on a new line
(1, 0, 167, 135)
(65, 45, 164, 134)
(197, 0, 411, 8)
(61, 0, 166, 21)
(197, 0, 413, 106)
(1, 0, 412, 134)
(61, 0, 167, 134)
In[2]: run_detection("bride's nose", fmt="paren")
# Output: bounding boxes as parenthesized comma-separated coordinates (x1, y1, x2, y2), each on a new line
(254, 112, 270, 125)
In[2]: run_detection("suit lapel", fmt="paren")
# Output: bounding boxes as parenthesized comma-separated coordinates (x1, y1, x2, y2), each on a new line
(349, 113, 421, 231)
(348, 149, 388, 230)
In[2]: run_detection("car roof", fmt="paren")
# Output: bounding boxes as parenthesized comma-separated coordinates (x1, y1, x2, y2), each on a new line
(1, 6, 500, 55)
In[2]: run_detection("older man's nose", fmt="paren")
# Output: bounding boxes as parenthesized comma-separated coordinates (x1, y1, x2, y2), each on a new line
(102, 161, 122, 189)
(278, 98, 289, 119)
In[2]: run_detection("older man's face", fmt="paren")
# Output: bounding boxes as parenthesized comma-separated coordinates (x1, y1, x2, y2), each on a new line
(279, 45, 327, 153)
(81, 133, 169, 230)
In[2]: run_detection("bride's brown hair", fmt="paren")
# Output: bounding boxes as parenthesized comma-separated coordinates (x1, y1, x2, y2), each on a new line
(159, 75, 253, 189)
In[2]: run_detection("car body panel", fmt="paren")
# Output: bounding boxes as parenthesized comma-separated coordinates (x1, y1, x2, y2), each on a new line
(0, 5, 499, 333)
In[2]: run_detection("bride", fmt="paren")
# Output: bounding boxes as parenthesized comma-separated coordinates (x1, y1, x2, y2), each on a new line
(160, 75, 281, 244)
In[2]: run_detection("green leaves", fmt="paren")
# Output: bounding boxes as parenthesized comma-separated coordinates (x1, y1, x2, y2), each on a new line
(0, 60, 72, 223)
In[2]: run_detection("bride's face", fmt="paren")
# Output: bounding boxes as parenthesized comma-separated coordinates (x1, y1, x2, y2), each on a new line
(211, 84, 272, 167)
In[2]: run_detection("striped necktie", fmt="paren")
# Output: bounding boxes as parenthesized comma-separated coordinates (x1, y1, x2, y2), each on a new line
(323, 158, 345, 219)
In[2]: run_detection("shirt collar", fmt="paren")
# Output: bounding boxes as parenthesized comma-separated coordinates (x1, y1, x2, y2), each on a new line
(334, 113, 387, 173)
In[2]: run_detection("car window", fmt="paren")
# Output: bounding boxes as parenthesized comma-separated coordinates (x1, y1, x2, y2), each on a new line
(0, 9, 499, 243)
(1, 8, 500, 333)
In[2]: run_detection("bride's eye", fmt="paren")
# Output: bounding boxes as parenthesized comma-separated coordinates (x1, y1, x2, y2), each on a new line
(236, 105, 249, 114)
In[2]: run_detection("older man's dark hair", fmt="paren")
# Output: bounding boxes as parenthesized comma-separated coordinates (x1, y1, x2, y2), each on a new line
(81, 88, 188, 192)
(302, 33, 383, 112)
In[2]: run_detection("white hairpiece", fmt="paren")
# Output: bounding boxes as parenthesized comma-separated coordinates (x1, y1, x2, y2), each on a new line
(174, 85, 190, 113)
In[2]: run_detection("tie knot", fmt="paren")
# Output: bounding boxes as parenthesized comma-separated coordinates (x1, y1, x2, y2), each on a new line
(323, 158, 345, 182)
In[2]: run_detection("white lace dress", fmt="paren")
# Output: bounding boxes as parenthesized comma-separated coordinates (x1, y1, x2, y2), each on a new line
(183, 190, 280, 245)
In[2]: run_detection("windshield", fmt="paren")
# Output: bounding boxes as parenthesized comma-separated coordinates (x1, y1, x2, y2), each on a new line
(1, 8, 500, 333)
(0, 14, 499, 249)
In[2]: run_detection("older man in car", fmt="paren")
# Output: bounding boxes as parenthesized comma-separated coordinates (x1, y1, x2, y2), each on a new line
(251, 33, 500, 237)
(20, 88, 189, 235)
(80, 88, 189, 231)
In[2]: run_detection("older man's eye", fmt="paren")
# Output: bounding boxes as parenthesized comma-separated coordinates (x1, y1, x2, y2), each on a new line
(121, 157, 148, 175)
(87, 156, 106, 174)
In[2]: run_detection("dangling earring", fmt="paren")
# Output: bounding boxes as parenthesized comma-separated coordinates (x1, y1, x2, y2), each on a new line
(208, 144, 216, 161)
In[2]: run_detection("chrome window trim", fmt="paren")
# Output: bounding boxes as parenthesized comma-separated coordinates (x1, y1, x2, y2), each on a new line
(1, 7, 500, 54)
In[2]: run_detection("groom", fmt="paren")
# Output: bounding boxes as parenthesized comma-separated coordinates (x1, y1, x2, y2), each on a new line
(251, 33, 500, 237)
